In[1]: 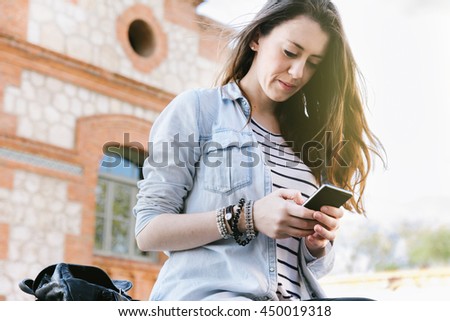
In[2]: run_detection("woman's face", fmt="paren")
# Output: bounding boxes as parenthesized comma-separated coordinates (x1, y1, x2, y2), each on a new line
(247, 15, 329, 103)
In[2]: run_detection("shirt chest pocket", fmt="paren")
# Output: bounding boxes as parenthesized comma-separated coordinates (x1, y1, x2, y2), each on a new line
(202, 131, 254, 194)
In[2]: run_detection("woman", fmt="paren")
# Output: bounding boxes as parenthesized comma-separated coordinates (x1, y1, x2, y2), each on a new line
(133, 0, 383, 300)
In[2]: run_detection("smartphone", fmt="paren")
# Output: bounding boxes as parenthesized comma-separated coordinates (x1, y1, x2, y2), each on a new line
(302, 184, 352, 211)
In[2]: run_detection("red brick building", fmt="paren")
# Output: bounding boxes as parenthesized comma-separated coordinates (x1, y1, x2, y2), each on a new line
(0, 0, 228, 300)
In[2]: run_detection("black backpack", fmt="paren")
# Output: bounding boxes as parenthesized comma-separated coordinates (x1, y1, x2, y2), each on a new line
(19, 263, 134, 301)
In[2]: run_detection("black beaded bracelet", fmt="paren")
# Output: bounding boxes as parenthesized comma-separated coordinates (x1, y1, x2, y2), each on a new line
(231, 198, 256, 246)
(230, 198, 245, 244)
(225, 205, 234, 230)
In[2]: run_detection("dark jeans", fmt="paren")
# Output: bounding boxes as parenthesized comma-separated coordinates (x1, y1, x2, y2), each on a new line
(307, 297, 375, 301)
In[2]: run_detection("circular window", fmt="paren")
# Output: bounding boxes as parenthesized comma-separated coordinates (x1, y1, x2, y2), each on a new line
(117, 4, 167, 72)
(127, 19, 155, 57)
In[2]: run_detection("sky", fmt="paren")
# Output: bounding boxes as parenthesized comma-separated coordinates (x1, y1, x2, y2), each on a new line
(197, 0, 450, 229)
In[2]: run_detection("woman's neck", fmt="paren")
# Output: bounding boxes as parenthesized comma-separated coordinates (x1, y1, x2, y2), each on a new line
(238, 76, 281, 134)
(238, 76, 277, 115)
(251, 109, 281, 135)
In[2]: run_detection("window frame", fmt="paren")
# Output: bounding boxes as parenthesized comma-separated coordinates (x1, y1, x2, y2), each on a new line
(94, 148, 157, 263)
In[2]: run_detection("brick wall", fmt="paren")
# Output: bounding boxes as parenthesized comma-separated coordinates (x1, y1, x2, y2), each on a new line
(0, 0, 226, 300)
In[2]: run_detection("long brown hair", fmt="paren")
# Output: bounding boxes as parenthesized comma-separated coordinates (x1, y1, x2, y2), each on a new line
(218, 0, 385, 214)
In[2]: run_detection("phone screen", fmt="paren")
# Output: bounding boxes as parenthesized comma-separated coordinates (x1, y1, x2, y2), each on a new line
(302, 184, 352, 211)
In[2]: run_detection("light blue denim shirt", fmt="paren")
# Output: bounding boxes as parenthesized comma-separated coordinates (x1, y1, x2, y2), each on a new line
(133, 82, 334, 301)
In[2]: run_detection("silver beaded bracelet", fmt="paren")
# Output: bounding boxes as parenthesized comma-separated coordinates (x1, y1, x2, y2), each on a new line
(244, 200, 257, 240)
(216, 207, 231, 239)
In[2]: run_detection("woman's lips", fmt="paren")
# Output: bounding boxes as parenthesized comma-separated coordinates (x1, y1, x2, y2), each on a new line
(278, 80, 296, 91)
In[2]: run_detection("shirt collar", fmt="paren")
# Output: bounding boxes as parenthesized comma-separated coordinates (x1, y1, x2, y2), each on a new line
(220, 82, 244, 100)
(220, 82, 251, 117)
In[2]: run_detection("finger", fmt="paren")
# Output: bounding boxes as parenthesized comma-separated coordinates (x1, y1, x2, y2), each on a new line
(272, 225, 315, 239)
(313, 224, 336, 242)
(287, 216, 317, 230)
(277, 189, 304, 203)
(310, 232, 326, 241)
(292, 192, 304, 205)
(313, 211, 340, 230)
(286, 201, 315, 220)
(285, 226, 315, 238)
(307, 233, 326, 245)
(320, 206, 344, 219)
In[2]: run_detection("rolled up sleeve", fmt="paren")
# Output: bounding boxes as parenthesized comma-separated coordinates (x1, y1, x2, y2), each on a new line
(133, 90, 202, 236)
(300, 238, 335, 279)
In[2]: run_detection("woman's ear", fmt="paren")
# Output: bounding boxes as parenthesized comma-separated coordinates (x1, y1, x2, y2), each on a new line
(250, 32, 260, 51)
(250, 41, 258, 51)
(250, 39, 258, 51)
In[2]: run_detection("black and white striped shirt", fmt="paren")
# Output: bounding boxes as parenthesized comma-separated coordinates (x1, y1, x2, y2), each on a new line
(250, 119, 319, 301)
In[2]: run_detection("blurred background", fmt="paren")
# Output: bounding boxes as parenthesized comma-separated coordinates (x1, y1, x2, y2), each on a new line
(0, 0, 449, 300)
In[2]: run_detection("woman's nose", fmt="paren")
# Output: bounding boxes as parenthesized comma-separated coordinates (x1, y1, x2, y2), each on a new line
(288, 60, 306, 79)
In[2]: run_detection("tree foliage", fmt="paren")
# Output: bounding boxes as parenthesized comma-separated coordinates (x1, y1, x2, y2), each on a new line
(346, 224, 450, 272)
(402, 226, 450, 268)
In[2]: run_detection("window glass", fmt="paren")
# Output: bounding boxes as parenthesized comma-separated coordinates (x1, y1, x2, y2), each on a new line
(94, 149, 156, 262)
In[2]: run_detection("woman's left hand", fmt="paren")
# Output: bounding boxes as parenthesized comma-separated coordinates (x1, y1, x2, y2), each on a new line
(304, 206, 344, 258)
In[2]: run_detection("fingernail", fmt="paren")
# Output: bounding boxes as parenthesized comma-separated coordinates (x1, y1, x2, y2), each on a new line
(321, 206, 328, 212)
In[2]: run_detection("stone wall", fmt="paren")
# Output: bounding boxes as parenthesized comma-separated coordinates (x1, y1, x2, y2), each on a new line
(0, 0, 227, 300)
(0, 171, 82, 300)
(3, 70, 159, 150)
(27, 0, 222, 94)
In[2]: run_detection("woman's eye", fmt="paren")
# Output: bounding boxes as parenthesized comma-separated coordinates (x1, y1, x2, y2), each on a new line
(283, 50, 297, 58)
(307, 61, 319, 69)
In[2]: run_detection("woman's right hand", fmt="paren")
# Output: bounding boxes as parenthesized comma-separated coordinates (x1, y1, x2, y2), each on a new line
(253, 189, 317, 239)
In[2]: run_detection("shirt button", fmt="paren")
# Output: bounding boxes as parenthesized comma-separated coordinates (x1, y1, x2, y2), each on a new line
(269, 267, 275, 272)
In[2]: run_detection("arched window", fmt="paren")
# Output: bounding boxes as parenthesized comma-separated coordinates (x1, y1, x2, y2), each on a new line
(94, 146, 157, 262)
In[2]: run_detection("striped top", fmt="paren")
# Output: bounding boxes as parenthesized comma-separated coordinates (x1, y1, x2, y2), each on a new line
(250, 119, 319, 301)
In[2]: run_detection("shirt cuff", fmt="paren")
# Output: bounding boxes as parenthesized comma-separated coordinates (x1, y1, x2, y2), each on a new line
(301, 238, 332, 263)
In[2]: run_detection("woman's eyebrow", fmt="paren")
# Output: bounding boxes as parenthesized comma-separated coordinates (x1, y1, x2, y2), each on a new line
(288, 40, 324, 59)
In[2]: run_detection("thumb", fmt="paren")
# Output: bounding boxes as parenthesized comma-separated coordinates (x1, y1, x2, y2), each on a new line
(277, 189, 304, 205)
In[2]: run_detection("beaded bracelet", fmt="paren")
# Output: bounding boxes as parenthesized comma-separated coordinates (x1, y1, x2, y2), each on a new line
(216, 207, 231, 239)
(225, 205, 234, 232)
(230, 198, 245, 244)
(244, 200, 258, 240)
(231, 198, 257, 246)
